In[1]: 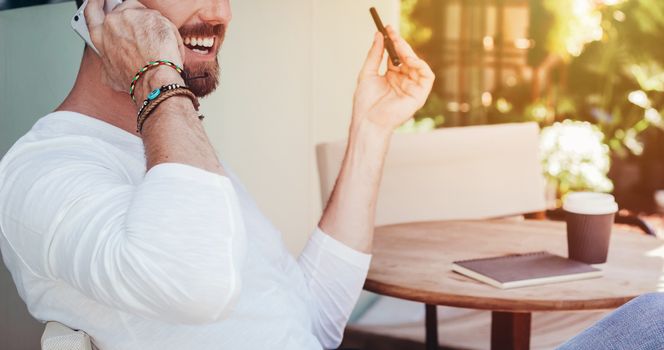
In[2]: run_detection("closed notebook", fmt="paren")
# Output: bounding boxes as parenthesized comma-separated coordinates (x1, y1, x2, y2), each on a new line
(451, 251, 602, 289)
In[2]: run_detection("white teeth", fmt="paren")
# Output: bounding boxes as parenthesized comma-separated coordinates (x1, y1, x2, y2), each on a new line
(184, 36, 215, 48)
(192, 48, 209, 54)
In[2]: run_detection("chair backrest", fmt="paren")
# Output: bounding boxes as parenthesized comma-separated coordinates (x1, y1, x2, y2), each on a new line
(0, 253, 44, 350)
(316, 122, 548, 226)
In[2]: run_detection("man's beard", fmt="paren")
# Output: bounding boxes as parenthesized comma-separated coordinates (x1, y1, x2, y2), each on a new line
(183, 59, 220, 98)
(179, 23, 225, 98)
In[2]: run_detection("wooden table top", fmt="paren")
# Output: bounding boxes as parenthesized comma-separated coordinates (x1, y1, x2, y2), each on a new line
(365, 219, 664, 313)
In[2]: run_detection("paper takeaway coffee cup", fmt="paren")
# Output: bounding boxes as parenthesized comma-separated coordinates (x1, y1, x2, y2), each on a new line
(563, 192, 618, 264)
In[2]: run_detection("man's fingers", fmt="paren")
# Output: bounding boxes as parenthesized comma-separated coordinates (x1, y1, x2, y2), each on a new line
(84, 0, 105, 28)
(384, 25, 433, 87)
(84, 0, 106, 52)
(167, 20, 187, 65)
(112, 0, 147, 12)
(385, 25, 418, 61)
(359, 32, 385, 79)
(387, 52, 404, 73)
(405, 56, 434, 86)
(407, 68, 420, 83)
(400, 79, 421, 99)
(386, 71, 402, 91)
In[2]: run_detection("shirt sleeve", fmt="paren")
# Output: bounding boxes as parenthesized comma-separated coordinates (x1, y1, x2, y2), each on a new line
(0, 136, 247, 324)
(297, 227, 372, 349)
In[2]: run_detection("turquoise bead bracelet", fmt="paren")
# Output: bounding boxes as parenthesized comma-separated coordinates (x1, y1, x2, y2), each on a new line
(136, 83, 185, 126)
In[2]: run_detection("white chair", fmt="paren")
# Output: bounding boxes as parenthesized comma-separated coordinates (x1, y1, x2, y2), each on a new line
(316, 122, 608, 349)
(41, 322, 93, 350)
(317, 122, 549, 225)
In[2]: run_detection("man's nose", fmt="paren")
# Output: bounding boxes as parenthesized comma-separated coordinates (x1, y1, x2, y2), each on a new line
(198, 0, 232, 25)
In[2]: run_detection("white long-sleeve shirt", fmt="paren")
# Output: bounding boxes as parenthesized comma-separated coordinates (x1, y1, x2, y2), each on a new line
(0, 111, 371, 350)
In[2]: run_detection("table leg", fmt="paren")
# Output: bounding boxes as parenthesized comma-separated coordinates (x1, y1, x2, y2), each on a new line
(425, 304, 439, 350)
(491, 311, 531, 350)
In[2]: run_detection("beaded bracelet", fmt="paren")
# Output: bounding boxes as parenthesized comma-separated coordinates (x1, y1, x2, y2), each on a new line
(136, 83, 187, 121)
(129, 60, 184, 102)
(137, 86, 202, 133)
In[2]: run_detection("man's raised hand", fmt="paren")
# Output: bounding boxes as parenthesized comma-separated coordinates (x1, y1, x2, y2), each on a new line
(352, 26, 435, 133)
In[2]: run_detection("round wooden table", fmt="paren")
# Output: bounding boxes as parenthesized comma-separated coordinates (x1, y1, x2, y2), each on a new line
(365, 220, 664, 350)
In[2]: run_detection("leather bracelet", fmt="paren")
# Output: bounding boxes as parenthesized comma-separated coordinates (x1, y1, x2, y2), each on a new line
(137, 86, 201, 133)
(136, 83, 187, 120)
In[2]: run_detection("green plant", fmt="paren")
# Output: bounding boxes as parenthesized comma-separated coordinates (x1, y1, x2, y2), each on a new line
(401, 0, 664, 201)
(540, 120, 613, 195)
(532, 0, 664, 157)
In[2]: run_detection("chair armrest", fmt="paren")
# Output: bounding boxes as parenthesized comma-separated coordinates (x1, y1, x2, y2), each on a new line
(614, 212, 657, 236)
(41, 321, 93, 350)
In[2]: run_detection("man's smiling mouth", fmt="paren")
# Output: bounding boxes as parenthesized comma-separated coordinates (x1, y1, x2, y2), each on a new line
(184, 36, 216, 55)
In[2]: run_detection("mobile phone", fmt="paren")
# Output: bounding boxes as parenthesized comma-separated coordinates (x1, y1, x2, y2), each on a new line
(71, 0, 124, 56)
(369, 7, 401, 67)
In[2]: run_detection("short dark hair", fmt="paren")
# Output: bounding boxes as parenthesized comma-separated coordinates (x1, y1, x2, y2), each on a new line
(76, 0, 84, 8)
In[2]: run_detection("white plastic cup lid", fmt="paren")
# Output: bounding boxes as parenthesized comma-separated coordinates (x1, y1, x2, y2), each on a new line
(562, 192, 618, 215)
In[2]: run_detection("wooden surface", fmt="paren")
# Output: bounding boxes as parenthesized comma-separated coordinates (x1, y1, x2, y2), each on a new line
(366, 220, 664, 312)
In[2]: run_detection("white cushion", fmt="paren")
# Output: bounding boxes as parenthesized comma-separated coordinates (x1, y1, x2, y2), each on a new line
(41, 322, 93, 350)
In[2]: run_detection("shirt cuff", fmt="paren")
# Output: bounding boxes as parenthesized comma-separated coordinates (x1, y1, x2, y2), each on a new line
(310, 227, 372, 270)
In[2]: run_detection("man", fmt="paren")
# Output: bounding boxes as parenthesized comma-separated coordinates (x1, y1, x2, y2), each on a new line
(0, 0, 434, 349)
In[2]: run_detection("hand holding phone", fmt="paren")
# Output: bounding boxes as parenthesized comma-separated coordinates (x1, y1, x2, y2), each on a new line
(71, 0, 123, 56)
(69, 0, 185, 99)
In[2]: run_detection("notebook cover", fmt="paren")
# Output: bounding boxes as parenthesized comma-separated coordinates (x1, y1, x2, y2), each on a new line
(452, 251, 602, 289)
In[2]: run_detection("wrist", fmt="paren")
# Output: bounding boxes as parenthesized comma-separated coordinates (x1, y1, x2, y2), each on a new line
(140, 95, 200, 135)
(346, 119, 392, 162)
(134, 67, 185, 104)
(350, 118, 393, 146)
